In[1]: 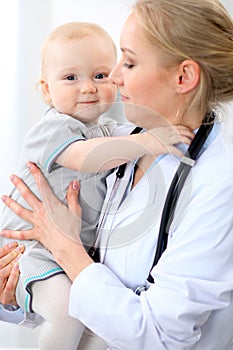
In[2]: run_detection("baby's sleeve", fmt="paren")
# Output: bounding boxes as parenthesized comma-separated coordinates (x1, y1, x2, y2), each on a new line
(24, 109, 87, 173)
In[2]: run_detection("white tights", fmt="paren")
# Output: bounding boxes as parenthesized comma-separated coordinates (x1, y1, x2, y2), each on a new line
(31, 274, 85, 350)
(77, 328, 108, 350)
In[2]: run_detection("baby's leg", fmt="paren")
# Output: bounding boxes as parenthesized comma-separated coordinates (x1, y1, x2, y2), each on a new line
(78, 328, 108, 350)
(31, 273, 84, 350)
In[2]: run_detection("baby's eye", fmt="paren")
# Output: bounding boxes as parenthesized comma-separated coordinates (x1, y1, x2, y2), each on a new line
(95, 73, 108, 79)
(66, 75, 77, 81)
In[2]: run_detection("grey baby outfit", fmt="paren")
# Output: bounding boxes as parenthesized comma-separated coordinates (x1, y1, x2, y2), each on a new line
(0, 108, 116, 312)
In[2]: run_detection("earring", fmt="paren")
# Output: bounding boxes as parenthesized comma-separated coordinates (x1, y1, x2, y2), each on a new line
(175, 104, 180, 119)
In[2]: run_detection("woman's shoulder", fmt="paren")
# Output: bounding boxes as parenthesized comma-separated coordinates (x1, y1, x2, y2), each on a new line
(111, 122, 136, 136)
(193, 122, 233, 190)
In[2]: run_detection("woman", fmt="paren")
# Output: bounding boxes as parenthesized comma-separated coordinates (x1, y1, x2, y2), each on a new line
(1, 0, 233, 349)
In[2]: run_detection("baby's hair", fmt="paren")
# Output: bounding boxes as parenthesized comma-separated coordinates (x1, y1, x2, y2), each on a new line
(41, 21, 117, 79)
(134, 0, 233, 117)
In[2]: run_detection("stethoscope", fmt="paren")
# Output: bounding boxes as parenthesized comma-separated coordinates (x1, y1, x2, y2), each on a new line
(89, 111, 215, 294)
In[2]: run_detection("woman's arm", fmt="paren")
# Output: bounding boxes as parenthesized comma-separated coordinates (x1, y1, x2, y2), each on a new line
(1, 161, 233, 349)
(56, 125, 194, 173)
(1, 164, 93, 282)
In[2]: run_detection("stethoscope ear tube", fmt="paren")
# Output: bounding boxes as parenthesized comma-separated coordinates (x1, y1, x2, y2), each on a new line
(88, 126, 143, 262)
(88, 114, 215, 290)
(116, 126, 143, 178)
(147, 111, 215, 283)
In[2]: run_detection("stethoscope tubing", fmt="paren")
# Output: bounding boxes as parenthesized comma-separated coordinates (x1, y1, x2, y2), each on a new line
(148, 111, 215, 283)
(88, 112, 215, 289)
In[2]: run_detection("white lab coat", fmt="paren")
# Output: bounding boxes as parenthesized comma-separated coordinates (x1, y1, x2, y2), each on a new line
(1, 121, 233, 349)
(69, 121, 233, 349)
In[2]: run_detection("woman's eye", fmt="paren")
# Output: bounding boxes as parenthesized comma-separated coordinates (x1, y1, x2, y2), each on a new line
(95, 73, 107, 79)
(66, 75, 76, 81)
(123, 63, 134, 69)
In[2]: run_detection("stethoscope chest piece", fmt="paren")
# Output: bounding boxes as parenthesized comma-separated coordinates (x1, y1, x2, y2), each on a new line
(134, 281, 150, 295)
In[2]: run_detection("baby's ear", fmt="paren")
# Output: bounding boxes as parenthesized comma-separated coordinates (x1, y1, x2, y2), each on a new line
(176, 59, 200, 94)
(40, 79, 51, 104)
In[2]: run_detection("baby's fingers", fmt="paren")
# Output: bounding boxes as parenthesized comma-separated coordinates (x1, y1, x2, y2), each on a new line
(168, 146, 184, 158)
(175, 125, 195, 140)
(177, 135, 193, 145)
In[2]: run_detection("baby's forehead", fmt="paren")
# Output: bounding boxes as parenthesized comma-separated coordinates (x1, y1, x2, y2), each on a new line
(49, 33, 115, 52)
(44, 35, 116, 69)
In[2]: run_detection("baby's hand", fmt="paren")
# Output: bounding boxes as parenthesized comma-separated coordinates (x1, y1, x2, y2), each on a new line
(144, 125, 194, 158)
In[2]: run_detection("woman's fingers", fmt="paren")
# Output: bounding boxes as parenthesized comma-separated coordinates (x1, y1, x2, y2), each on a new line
(0, 244, 23, 306)
(1, 190, 40, 241)
(1, 161, 82, 249)
(0, 242, 18, 258)
(9, 173, 42, 211)
(3, 161, 83, 247)
(0, 244, 24, 268)
(27, 164, 83, 245)
(0, 261, 20, 306)
(2, 195, 34, 225)
(66, 180, 82, 219)
(0, 228, 36, 241)
(8, 162, 59, 213)
(26, 162, 60, 208)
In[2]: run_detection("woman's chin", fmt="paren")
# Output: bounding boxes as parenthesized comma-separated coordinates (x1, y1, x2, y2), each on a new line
(123, 102, 169, 128)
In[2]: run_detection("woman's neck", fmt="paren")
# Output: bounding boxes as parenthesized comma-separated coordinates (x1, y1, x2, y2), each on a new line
(176, 109, 205, 131)
(131, 154, 155, 189)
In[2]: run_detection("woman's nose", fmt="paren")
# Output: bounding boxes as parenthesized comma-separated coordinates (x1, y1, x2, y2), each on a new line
(80, 80, 97, 94)
(109, 63, 123, 86)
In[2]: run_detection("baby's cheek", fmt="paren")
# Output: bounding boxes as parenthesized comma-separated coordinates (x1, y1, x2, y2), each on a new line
(104, 84, 118, 102)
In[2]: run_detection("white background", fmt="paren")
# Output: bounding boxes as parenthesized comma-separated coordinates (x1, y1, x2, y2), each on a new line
(0, 1, 133, 348)
(0, 0, 232, 348)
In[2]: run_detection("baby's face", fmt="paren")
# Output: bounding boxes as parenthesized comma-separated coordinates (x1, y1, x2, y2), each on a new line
(41, 34, 117, 123)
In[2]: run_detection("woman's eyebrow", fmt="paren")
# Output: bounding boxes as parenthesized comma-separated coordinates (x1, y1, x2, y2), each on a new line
(121, 47, 137, 56)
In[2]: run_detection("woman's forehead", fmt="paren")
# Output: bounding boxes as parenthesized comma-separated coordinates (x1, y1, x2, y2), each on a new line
(120, 12, 157, 59)
(120, 13, 140, 42)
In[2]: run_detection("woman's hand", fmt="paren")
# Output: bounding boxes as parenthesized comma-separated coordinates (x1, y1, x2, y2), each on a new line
(1, 162, 93, 281)
(0, 243, 24, 306)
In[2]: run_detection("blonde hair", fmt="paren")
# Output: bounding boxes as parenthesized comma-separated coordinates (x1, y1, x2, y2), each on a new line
(40, 21, 117, 80)
(134, 0, 233, 118)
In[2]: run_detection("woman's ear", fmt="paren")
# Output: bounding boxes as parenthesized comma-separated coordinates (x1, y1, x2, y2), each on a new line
(176, 60, 200, 94)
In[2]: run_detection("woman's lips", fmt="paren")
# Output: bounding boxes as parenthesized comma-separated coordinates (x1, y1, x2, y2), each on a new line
(120, 94, 129, 102)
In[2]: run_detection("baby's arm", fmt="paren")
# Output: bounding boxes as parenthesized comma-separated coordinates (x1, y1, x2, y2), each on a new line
(56, 125, 193, 173)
